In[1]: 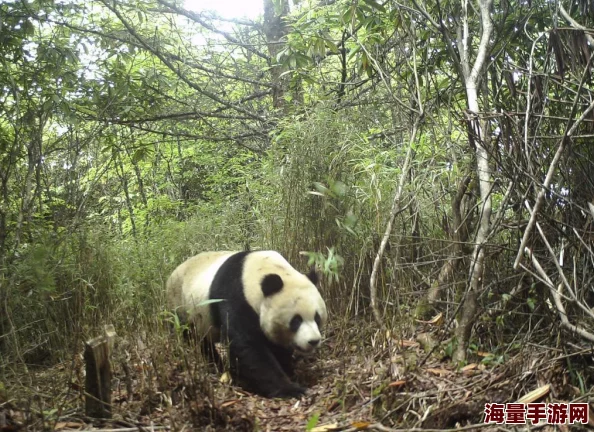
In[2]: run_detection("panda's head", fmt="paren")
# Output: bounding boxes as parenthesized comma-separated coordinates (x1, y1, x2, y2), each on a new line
(259, 268, 327, 354)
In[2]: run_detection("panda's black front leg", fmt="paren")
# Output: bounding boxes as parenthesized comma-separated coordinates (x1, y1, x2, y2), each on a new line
(268, 343, 295, 378)
(226, 329, 305, 398)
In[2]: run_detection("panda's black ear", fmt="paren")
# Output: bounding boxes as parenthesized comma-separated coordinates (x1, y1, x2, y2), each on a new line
(306, 267, 319, 286)
(261, 274, 284, 297)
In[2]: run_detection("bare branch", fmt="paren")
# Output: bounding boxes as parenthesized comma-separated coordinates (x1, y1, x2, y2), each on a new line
(369, 118, 422, 332)
(525, 249, 594, 344)
(559, 4, 594, 45)
(43, 17, 270, 88)
(514, 90, 594, 269)
(100, 0, 268, 123)
(156, 0, 269, 60)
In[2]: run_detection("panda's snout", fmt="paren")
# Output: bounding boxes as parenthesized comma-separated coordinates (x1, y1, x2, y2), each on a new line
(308, 339, 320, 347)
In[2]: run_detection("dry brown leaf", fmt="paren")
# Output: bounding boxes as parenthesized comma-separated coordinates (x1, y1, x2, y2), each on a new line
(461, 363, 477, 372)
(54, 422, 84, 430)
(416, 312, 443, 325)
(351, 421, 371, 429)
(221, 399, 239, 408)
(219, 372, 231, 383)
(426, 368, 450, 376)
(515, 384, 550, 403)
(396, 339, 419, 348)
(429, 312, 443, 325)
(326, 400, 340, 412)
(388, 380, 406, 388)
(311, 423, 340, 432)
(477, 351, 492, 357)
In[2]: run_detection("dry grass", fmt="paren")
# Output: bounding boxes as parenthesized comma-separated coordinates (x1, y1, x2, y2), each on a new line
(2, 314, 592, 432)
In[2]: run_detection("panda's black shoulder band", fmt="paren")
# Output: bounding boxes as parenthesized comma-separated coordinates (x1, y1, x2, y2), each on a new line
(261, 274, 284, 297)
(306, 267, 319, 286)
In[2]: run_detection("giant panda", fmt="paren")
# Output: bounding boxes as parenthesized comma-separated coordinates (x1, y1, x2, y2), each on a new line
(166, 250, 328, 398)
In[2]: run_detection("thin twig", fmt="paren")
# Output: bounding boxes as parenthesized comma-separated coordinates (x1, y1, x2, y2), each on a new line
(78, 428, 169, 432)
(514, 51, 594, 269)
(524, 249, 594, 343)
(369, 117, 421, 332)
(559, 5, 594, 45)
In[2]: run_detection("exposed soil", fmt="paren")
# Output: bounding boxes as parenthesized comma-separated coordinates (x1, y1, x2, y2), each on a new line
(1, 318, 592, 431)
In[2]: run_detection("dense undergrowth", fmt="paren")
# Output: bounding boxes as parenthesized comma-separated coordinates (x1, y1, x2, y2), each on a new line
(1, 107, 594, 431)
(1, 106, 592, 377)
(1, 107, 406, 367)
(3, 0, 594, 429)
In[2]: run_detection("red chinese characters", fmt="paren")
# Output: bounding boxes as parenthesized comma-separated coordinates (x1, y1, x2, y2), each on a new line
(547, 403, 568, 424)
(526, 403, 546, 425)
(569, 404, 589, 424)
(484, 403, 505, 424)
(505, 403, 526, 424)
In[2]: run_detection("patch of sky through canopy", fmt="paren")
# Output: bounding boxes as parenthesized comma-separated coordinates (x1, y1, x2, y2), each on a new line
(184, 0, 263, 19)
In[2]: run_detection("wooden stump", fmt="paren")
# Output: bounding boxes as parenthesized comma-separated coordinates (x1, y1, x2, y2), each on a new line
(84, 324, 116, 419)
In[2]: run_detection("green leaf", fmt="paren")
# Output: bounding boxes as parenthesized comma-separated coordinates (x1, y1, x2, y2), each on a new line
(444, 340, 454, 358)
(344, 211, 357, 227)
(276, 47, 289, 62)
(197, 299, 225, 306)
(312, 182, 329, 194)
(305, 412, 320, 431)
(132, 148, 146, 163)
(325, 39, 340, 55)
(348, 44, 361, 61)
(73, 104, 96, 116)
(361, 0, 387, 12)
(330, 180, 347, 196)
(341, 4, 355, 24)
(527, 297, 535, 311)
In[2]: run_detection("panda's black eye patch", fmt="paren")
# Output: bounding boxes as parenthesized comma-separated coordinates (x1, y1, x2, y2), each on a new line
(289, 314, 303, 332)
(261, 274, 284, 297)
(314, 312, 321, 328)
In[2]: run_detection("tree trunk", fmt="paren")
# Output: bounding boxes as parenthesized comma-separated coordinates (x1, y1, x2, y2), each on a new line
(452, 0, 494, 363)
(424, 174, 472, 308)
(263, 0, 290, 110)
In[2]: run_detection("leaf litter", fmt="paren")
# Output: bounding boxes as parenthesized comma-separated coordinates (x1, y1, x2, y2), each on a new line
(0, 317, 592, 431)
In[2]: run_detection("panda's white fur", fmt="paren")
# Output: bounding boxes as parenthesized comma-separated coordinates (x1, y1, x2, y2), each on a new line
(166, 250, 327, 398)
(166, 251, 235, 340)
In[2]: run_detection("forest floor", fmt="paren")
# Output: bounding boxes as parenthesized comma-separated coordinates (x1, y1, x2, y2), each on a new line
(1, 317, 592, 431)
